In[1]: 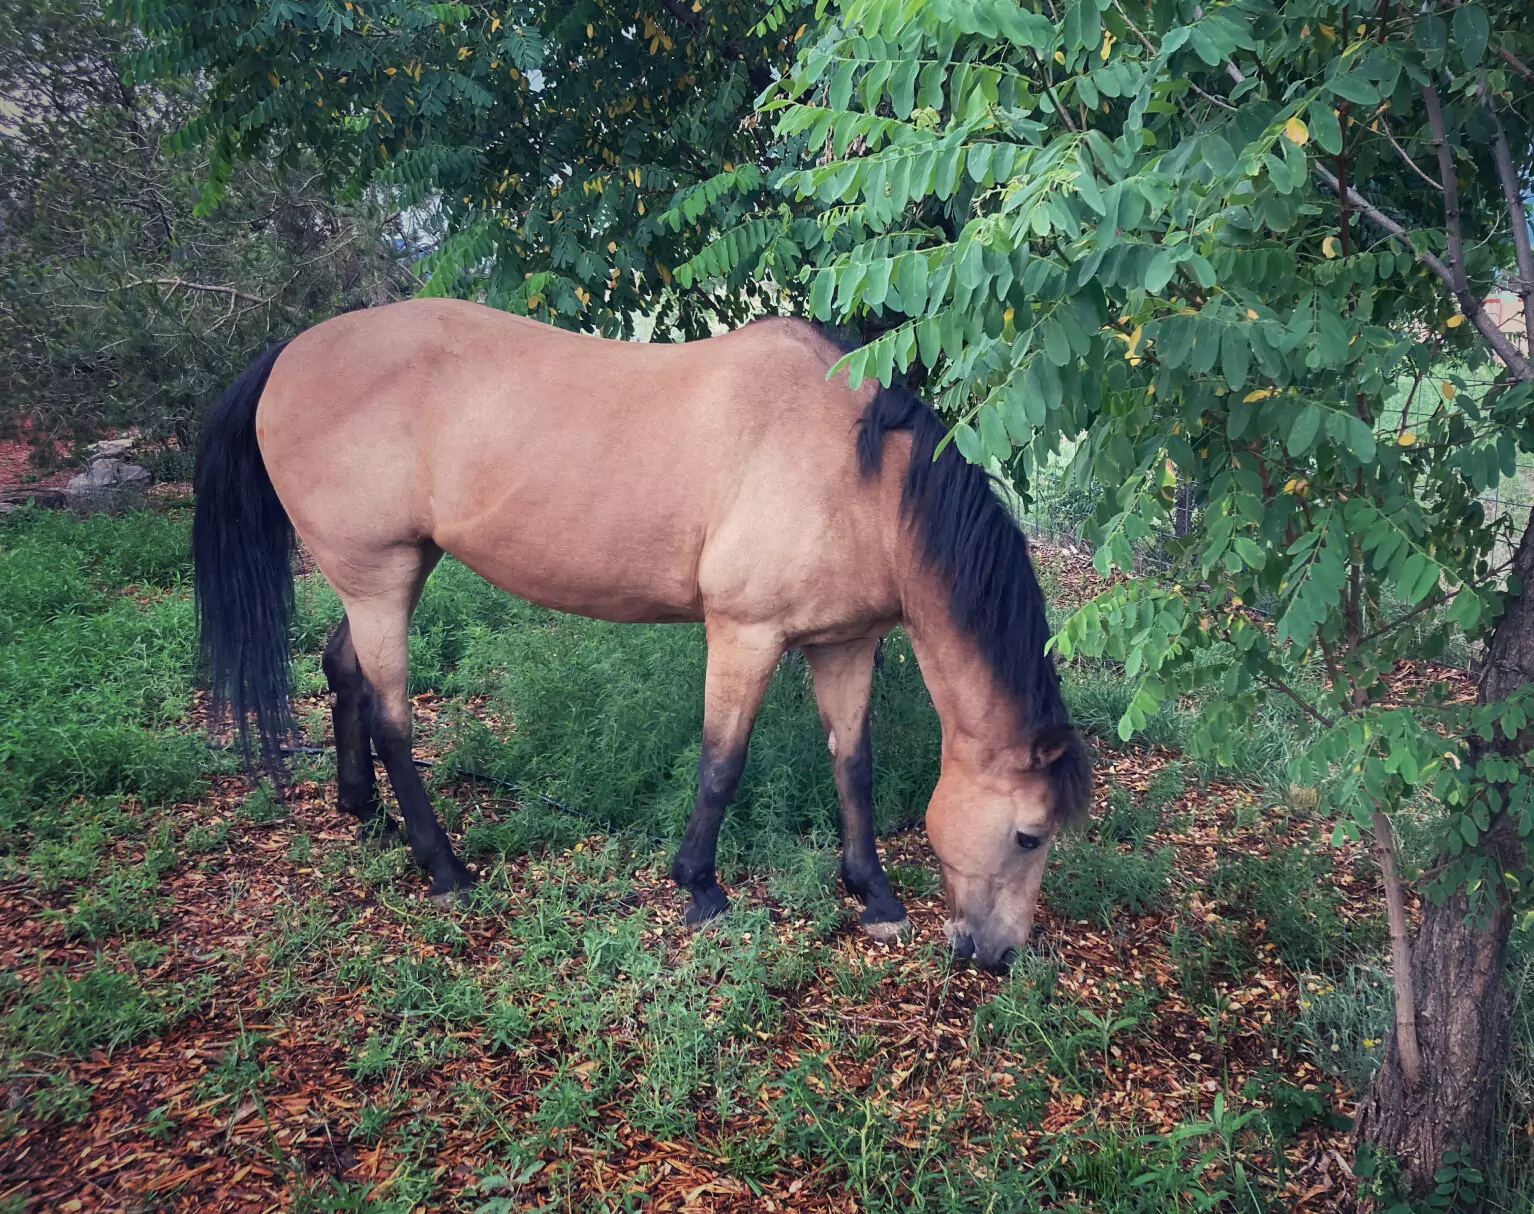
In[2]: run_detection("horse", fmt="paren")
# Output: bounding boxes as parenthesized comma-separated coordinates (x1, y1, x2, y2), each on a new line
(192, 298, 1091, 971)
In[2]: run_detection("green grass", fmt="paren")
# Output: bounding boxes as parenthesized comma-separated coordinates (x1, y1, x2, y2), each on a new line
(4, 504, 1532, 1212)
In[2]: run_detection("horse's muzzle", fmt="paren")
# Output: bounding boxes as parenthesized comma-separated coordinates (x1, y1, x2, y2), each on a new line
(948, 931, 1016, 973)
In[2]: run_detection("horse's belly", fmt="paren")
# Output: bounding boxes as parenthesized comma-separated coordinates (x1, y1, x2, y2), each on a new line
(436, 516, 705, 625)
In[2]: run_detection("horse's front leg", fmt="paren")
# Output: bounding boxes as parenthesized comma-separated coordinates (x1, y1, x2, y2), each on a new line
(670, 627, 781, 926)
(804, 638, 910, 941)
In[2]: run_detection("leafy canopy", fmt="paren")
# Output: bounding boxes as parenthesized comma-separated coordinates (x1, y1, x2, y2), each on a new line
(121, 0, 815, 338)
(666, 0, 1534, 906)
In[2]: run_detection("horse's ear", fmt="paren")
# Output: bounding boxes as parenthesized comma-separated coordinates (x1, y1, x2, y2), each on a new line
(1030, 725, 1077, 770)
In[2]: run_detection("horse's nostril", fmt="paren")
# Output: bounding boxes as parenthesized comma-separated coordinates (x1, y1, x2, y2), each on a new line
(998, 947, 1018, 970)
(952, 933, 975, 960)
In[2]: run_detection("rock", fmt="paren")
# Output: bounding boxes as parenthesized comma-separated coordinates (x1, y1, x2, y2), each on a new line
(63, 455, 152, 511)
(87, 457, 122, 486)
(0, 502, 16, 515)
(88, 437, 135, 458)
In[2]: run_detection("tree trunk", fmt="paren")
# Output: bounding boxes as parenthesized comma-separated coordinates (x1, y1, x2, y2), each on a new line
(1353, 514, 1534, 1190)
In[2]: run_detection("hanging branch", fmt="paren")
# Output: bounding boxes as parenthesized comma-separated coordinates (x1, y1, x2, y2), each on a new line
(1419, 84, 1532, 379)
(1313, 163, 1532, 381)
(1488, 109, 1534, 358)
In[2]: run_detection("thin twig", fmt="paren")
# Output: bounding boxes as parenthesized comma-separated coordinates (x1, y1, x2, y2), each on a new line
(1357, 588, 1450, 647)
(1378, 115, 1443, 193)
(1259, 673, 1335, 729)
(124, 277, 272, 307)
(1028, 48, 1077, 132)
(1188, 81, 1237, 113)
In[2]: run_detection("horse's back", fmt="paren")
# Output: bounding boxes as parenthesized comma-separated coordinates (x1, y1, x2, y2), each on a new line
(257, 300, 903, 636)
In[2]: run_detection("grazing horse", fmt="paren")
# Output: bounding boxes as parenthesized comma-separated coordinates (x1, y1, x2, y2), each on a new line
(193, 299, 1090, 970)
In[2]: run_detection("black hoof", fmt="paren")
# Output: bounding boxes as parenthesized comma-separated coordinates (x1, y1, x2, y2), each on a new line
(425, 864, 476, 907)
(683, 884, 730, 928)
(859, 898, 912, 943)
(354, 816, 404, 850)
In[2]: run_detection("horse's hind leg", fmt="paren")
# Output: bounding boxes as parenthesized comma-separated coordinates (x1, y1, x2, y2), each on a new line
(334, 545, 475, 904)
(803, 638, 910, 942)
(670, 626, 782, 926)
(322, 617, 400, 847)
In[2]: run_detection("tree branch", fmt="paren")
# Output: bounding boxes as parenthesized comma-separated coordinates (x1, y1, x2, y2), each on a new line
(1312, 164, 1532, 381)
(124, 277, 272, 307)
(1378, 115, 1443, 193)
(1497, 46, 1534, 81)
(1028, 48, 1077, 132)
(1260, 672, 1335, 729)
(1488, 108, 1534, 358)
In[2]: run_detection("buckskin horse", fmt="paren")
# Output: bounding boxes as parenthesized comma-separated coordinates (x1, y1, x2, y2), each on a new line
(193, 298, 1090, 971)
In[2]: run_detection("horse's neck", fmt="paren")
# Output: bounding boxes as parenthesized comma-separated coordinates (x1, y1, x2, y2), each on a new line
(899, 569, 1020, 757)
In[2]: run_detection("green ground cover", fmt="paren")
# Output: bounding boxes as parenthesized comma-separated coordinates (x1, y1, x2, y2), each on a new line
(0, 506, 1529, 1212)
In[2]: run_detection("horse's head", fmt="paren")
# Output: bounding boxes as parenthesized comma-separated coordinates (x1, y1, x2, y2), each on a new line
(924, 725, 1089, 972)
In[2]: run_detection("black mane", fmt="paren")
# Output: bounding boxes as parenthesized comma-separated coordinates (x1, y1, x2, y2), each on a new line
(855, 381, 1092, 823)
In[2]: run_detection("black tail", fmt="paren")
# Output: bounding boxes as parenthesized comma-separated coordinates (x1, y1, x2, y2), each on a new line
(193, 340, 295, 778)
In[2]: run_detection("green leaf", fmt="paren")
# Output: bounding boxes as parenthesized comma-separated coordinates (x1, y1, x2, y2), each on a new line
(953, 421, 984, 463)
(1220, 326, 1250, 392)
(1308, 102, 1342, 156)
(1328, 74, 1380, 106)
(1145, 248, 1177, 294)
(1451, 4, 1490, 67)
(978, 403, 1011, 462)
(1287, 404, 1321, 456)
(1043, 318, 1072, 367)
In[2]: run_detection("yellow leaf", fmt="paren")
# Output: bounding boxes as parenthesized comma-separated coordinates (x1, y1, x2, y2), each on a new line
(637, 200, 645, 214)
(1398, 432, 1417, 446)
(1284, 116, 1309, 145)
(607, 241, 618, 253)
(1441, 380, 1456, 398)
(269, 70, 281, 86)
(384, 66, 396, 75)
(1125, 325, 1144, 358)
(1053, 50, 1066, 64)
(1101, 30, 1115, 59)
(1446, 313, 1465, 328)
(1243, 387, 1273, 402)
(490, 16, 500, 31)
(1319, 23, 1335, 38)
(657, 261, 670, 284)
(1246, 308, 1258, 320)
(1003, 307, 1015, 326)
(1322, 235, 1338, 259)
(458, 45, 470, 60)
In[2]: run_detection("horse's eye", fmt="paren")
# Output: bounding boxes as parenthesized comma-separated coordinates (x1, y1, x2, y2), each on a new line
(1016, 831, 1042, 852)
